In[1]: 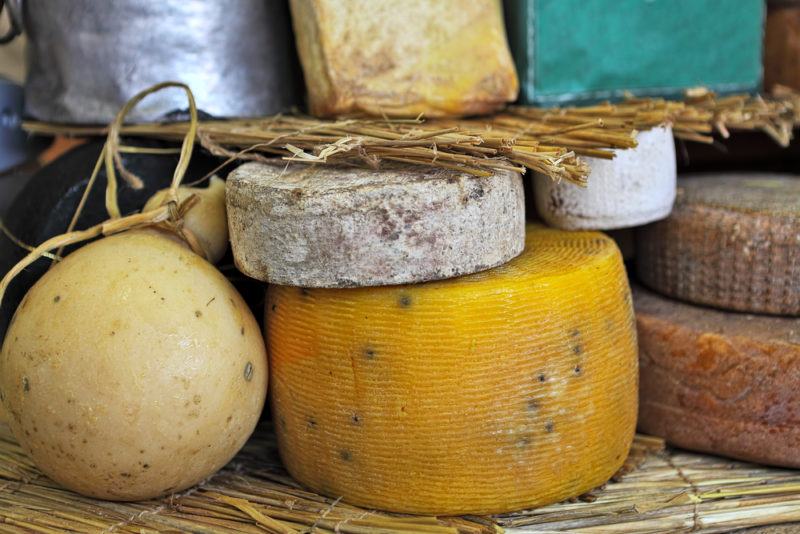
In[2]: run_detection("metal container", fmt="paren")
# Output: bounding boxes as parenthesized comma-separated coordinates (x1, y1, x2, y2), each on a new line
(13, 0, 299, 123)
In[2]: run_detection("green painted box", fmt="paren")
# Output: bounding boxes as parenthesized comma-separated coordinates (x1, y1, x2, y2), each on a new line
(505, 0, 765, 105)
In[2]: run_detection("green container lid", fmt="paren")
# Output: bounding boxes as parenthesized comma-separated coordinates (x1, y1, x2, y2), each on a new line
(505, 0, 764, 105)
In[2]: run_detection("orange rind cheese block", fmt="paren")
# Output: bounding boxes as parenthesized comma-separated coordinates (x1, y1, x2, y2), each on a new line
(266, 224, 638, 515)
(289, 0, 519, 118)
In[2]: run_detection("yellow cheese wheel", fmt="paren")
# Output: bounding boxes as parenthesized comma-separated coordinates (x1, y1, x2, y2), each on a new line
(266, 225, 638, 515)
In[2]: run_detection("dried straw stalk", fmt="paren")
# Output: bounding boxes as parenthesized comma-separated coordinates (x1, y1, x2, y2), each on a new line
(1, 422, 799, 534)
(22, 88, 800, 189)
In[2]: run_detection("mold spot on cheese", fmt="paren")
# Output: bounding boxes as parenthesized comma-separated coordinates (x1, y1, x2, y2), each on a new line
(339, 450, 353, 462)
(363, 346, 376, 360)
(397, 294, 412, 308)
(468, 183, 485, 200)
(53, 295, 61, 303)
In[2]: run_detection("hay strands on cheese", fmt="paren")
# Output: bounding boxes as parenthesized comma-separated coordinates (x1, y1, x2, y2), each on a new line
(507, 85, 800, 147)
(22, 87, 800, 188)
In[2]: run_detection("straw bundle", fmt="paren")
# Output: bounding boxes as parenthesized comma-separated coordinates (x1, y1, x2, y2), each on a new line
(23, 115, 593, 186)
(1, 422, 799, 534)
(21, 89, 800, 188)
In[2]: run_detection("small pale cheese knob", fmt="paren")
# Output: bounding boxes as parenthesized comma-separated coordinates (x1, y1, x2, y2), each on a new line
(266, 224, 638, 515)
(144, 177, 228, 264)
(535, 126, 677, 230)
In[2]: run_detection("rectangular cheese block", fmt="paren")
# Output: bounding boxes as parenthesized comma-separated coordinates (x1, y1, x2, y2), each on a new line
(289, 0, 518, 117)
(505, 0, 764, 105)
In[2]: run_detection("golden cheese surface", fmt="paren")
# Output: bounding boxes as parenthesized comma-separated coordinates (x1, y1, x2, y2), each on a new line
(266, 225, 638, 515)
(289, 0, 519, 118)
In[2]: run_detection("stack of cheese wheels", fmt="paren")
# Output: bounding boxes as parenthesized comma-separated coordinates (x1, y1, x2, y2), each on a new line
(226, 162, 526, 287)
(637, 174, 800, 316)
(634, 284, 800, 467)
(266, 224, 638, 515)
(634, 173, 800, 466)
(534, 126, 677, 231)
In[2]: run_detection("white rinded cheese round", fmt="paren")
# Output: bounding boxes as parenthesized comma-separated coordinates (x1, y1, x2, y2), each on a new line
(226, 162, 525, 287)
(534, 126, 677, 230)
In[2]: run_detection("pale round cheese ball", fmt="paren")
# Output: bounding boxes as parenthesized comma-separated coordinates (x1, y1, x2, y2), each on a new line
(0, 229, 267, 500)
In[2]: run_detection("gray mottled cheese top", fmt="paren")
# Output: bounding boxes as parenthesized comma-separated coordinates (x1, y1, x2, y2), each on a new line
(226, 162, 526, 287)
(678, 174, 800, 217)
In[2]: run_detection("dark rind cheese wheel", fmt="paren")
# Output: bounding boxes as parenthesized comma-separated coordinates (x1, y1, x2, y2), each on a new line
(636, 174, 800, 316)
(635, 284, 800, 467)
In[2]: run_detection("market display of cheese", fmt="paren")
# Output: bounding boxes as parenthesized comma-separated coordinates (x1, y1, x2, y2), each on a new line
(635, 284, 800, 468)
(227, 162, 525, 288)
(534, 126, 676, 230)
(266, 224, 638, 515)
(288, 0, 518, 117)
(637, 173, 800, 316)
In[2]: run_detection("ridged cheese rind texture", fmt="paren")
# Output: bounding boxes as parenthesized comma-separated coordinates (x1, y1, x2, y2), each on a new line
(534, 126, 677, 230)
(635, 284, 800, 467)
(636, 174, 800, 316)
(289, 0, 518, 118)
(266, 225, 638, 515)
(227, 162, 525, 288)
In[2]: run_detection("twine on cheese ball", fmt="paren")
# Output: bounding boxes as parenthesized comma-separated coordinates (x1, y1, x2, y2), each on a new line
(0, 82, 206, 307)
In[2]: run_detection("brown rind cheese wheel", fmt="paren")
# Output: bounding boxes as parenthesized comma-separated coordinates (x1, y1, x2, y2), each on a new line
(636, 174, 800, 316)
(635, 284, 800, 467)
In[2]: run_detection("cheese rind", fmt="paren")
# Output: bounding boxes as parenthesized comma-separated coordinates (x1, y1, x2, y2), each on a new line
(266, 225, 638, 515)
(227, 162, 525, 288)
(634, 284, 800, 467)
(534, 126, 676, 230)
(289, 0, 518, 118)
(636, 174, 800, 316)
